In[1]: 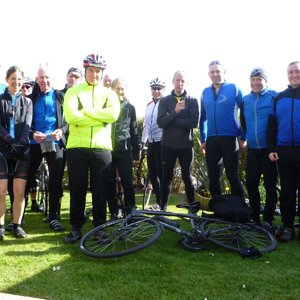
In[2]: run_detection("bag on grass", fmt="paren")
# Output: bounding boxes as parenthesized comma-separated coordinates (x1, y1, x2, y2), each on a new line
(208, 194, 252, 223)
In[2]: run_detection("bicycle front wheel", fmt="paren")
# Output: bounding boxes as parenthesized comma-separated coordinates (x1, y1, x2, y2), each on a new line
(200, 220, 277, 253)
(80, 216, 162, 258)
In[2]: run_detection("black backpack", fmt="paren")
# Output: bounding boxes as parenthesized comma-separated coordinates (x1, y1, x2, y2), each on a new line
(208, 194, 252, 223)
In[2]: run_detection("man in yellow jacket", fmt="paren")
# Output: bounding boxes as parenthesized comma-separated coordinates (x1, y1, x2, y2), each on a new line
(63, 53, 120, 243)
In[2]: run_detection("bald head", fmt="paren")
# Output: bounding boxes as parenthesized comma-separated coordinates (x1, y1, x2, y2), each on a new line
(36, 64, 54, 93)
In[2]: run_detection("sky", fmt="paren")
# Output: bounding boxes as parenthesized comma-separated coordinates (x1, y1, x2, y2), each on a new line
(1, 0, 300, 117)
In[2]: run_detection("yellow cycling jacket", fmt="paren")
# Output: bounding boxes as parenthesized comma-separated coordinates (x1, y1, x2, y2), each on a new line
(63, 81, 120, 150)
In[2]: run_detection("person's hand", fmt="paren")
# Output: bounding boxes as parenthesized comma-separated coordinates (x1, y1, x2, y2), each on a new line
(6, 135, 16, 145)
(175, 100, 185, 113)
(133, 160, 140, 167)
(200, 142, 206, 154)
(10, 141, 30, 160)
(51, 129, 63, 141)
(239, 140, 247, 151)
(269, 152, 279, 162)
(139, 142, 145, 151)
(33, 131, 46, 143)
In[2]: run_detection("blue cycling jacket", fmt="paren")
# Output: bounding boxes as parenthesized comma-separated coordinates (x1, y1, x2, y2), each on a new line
(267, 85, 300, 151)
(241, 89, 276, 149)
(199, 81, 243, 143)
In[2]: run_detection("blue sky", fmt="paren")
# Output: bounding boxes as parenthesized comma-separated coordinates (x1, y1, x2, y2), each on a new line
(1, 0, 300, 116)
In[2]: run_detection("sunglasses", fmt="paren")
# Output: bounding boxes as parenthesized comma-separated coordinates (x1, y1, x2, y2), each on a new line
(152, 87, 163, 91)
(22, 85, 32, 89)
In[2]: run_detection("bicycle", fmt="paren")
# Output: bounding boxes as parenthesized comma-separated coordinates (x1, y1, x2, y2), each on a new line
(36, 157, 49, 217)
(80, 201, 277, 258)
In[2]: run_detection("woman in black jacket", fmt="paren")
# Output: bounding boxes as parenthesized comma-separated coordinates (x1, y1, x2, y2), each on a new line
(0, 66, 32, 239)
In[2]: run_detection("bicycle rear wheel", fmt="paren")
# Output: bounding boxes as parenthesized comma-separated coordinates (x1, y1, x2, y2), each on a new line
(200, 219, 277, 253)
(80, 216, 162, 258)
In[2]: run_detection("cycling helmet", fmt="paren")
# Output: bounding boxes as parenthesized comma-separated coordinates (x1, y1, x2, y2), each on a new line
(150, 77, 165, 88)
(83, 54, 106, 69)
(23, 76, 35, 86)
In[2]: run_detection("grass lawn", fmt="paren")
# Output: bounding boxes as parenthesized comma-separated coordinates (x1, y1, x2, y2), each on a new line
(0, 192, 299, 300)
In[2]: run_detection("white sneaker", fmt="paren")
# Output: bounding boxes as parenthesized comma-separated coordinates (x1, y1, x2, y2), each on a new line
(148, 204, 162, 211)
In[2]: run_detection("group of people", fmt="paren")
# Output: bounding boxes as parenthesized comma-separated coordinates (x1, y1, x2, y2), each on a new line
(199, 61, 300, 243)
(0, 57, 300, 244)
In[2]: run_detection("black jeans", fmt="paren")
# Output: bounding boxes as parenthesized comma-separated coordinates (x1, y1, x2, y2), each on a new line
(147, 142, 163, 204)
(205, 136, 243, 197)
(67, 148, 111, 230)
(161, 146, 195, 210)
(246, 148, 278, 224)
(28, 144, 63, 221)
(277, 147, 300, 228)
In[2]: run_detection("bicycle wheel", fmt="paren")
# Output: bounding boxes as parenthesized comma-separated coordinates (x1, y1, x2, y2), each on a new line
(37, 163, 49, 217)
(200, 219, 277, 253)
(80, 216, 162, 258)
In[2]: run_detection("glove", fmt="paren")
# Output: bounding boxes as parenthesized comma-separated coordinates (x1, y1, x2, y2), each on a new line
(11, 142, 26, 158)
(6, 135, 16, 146)
(10, 141, 30, 160)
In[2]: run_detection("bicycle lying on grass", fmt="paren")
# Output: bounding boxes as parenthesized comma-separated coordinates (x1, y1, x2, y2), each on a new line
(80, 201, 277, 259)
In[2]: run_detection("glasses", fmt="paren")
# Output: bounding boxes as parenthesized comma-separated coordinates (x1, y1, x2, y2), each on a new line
(22, 85, 32, 89)
(152, 87, 163, 91)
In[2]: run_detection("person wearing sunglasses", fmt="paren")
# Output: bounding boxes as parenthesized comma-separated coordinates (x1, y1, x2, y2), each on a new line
(0, 66, 32, 239)
(199, 61, 244, 198)
(157, 70, 199, 211)
(61, 67, 82, 94)
(56, 67, 83, 220)
(21, 77, 35, 97)
(140, 78, 166, 210)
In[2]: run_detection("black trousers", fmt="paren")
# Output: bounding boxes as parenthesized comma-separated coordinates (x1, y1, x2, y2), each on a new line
(205, 136, 243, 197)
(246, 148, 278, 224)
(277, 147, 300, 228)
(67, 148, 111, 230)
(107, 151, 135, 215)
(147, 142, 163, 204)
(28, 144, 63, 221)
(161, 146, 195, 210)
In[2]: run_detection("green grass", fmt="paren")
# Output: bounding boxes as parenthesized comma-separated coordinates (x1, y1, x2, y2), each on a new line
(0, 193, 300, 300)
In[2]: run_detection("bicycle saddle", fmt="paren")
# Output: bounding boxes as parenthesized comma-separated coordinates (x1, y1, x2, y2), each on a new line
(176, 201, 201, 213)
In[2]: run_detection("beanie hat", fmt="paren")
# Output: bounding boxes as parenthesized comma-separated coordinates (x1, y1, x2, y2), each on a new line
(250, 68, 268, 82)
(67, 67, 82, 76)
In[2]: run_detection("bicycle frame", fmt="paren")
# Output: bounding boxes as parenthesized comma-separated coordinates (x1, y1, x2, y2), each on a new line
(122, 207, 207, 242)
(80, 202, 277, 258)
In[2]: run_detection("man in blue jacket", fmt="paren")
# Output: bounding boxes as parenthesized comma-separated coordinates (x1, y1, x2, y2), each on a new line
(199, 61, 244, 197)
(267, 61, 300, 242)
(240, 68, 277, 229)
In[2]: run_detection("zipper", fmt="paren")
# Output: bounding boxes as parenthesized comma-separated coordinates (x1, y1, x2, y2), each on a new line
(254, 95, 260, 148)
